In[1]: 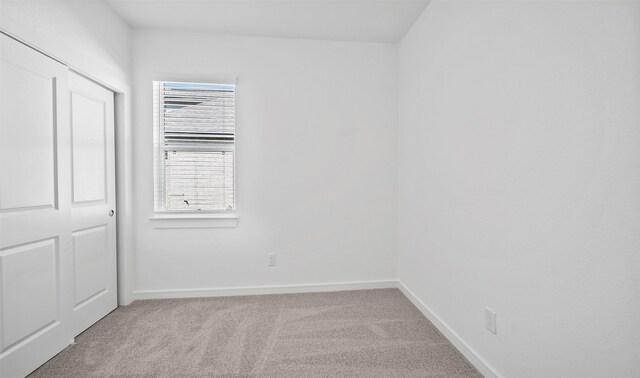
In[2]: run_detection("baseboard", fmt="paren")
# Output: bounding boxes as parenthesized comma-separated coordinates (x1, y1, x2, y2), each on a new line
(396, 281, 501, 378)
(133, 280, 398, 300)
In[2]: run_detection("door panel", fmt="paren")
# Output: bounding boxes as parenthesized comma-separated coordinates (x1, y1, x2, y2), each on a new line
(0, 60, 57, 211)
(0, 34, 73, 378)
(71, 92, 106, 203)
(72, 226, 108, 307)
(69, 72, 117, 337)
(1, 239, 58, 348)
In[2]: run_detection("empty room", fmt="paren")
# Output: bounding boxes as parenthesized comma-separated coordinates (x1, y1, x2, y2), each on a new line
(0, 0, 638, 377)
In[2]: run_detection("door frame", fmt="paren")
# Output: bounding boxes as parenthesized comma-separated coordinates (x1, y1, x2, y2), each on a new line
(0, 29, 135, 306)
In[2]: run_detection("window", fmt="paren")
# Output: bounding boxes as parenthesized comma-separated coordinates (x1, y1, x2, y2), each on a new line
(153, 81, 235, 213)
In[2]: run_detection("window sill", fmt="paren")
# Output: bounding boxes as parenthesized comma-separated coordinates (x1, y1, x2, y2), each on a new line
(149, 213, 238, 229)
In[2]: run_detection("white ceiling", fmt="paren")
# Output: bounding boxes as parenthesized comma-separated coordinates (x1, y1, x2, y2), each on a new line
(104, 0, 430, 43)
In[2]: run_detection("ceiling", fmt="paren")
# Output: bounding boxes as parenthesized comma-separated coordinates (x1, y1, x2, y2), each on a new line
(104, 0, 430, 43)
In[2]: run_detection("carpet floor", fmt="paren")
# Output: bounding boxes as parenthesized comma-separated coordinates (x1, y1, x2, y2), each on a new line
(29, 289, 482, 377)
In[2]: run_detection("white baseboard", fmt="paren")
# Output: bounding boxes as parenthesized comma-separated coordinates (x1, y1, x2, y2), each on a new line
(133, 280, 398, 300)
(396, 281, 501, 378)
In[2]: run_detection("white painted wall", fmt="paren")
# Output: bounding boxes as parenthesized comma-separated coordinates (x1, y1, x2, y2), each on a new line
(0, 1, 131, 86)
(398, 1, 640, 377)
(132, 31, 398, 294)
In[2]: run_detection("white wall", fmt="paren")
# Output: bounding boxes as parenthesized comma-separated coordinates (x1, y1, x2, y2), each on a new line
(0, 1, 131, 87)
(133, 31, 398, 294)
(398, 1, 640, 377)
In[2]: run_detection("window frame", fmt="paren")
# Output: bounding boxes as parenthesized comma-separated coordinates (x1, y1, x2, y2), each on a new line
(151, 78, 238, 227)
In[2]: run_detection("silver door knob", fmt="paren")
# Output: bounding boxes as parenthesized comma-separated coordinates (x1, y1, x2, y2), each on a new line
(109, 210, 115, 217)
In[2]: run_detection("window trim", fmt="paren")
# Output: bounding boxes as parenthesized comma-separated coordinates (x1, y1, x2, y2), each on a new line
(149, 213, 238, 229)
(152, 78, 238, 221)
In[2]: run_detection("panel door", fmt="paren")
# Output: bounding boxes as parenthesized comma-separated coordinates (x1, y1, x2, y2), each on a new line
(0, 34, 73, 378)
(68, 72, 117, 337)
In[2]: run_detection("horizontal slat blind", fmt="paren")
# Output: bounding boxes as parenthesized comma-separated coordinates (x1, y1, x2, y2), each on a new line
(164, 151, 234, 211)
(154, 81, 236, 212)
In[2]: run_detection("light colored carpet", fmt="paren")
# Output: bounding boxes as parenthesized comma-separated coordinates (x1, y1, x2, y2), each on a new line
(29, 289, 482, 377)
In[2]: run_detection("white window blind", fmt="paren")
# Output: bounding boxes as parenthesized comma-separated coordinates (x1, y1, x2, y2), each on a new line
(153, 81, 235, 212)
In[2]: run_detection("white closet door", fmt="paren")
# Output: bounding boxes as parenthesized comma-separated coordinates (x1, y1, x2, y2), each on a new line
(0, 35, 118, 377)
(68, 72, 117, 336)
(0, 34, 73, 378)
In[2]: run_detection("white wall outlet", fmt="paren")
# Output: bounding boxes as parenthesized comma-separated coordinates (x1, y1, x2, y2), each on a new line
(485, 308, 497, 335)
(268, 253, 277, 267)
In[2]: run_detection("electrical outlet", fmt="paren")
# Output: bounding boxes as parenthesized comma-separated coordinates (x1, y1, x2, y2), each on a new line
(485, 308, 497, 335)
(268, 253, 277, 267)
